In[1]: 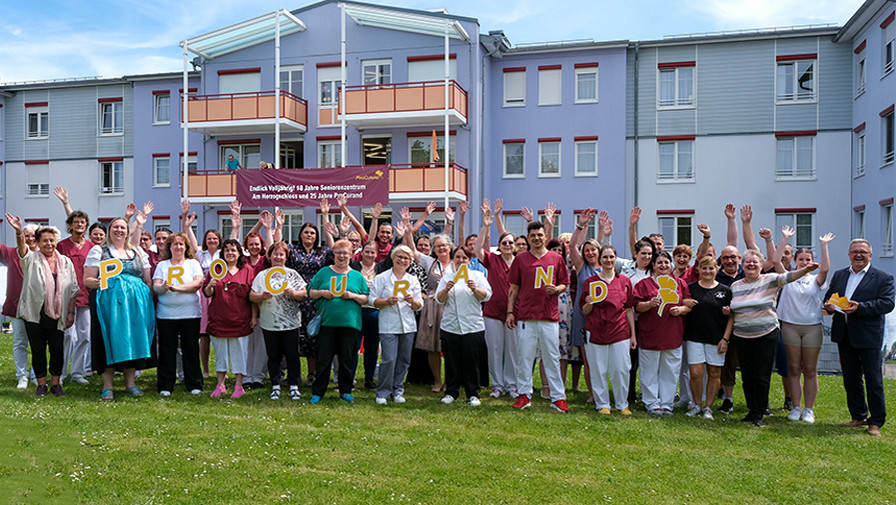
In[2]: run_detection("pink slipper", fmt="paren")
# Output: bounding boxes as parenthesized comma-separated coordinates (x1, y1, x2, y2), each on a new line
(210, 383, 226, 398)
(231, 384, 245, 399)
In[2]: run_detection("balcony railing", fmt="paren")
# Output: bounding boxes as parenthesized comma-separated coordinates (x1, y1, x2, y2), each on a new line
(185, 90, 307, 127)
(320, 80, 468, 127)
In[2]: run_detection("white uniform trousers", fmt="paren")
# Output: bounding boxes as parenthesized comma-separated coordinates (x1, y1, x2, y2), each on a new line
(515, 320, 565, 401)
(639, 347, 682, 411)
(484, 316, 518, 393)
(585, 338, 631, 410)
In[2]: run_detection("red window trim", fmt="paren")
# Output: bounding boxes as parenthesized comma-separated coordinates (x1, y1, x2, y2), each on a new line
(657, 135, 695, 142)
(776, 53, 817, 62)
(574, 62, 599, 69)
(24, 160, 49, 165)
(657, 61, 695, 69)
(854, 123, 867, 133)
(407, 130, 456, 137)
(97, 97, 123, 103)
(218, 209, 259, 216)
(537, 137, 561, 143)
(153, 215, 171, 220)
(152, 90, 170, 95)
(880, 105, 895, 117)
(854, 40, 867, 54)
(97, 217, 115, 223)
(854, 205, 866, 211)
(407, 54, 457, 62)
(97, 157, 124, 163)
(538, 65, 562, 71)
(152, 152, 170, 158)
(774, 208, 817, 214)
(574, 136, 599, 142)
(316, 61, 344, 68)
(178, 151, 198, 156)
(217, 139, 261, 146)
(501, 210, 522, 215)
(880, 198, 895, 206)
(407, 207, 454, 213)
(503, 66, 526, 73)
(25, 102, 48, 107)
(24, 218, 49, 223)
(217, 67, 261, 75)
(502, 139, 525, 144)
(178, 88, 198, 93)
(775, 130, 817, 138)
(656, 209, 695, 215)
(316, 135, 342, 141)
(881, 11, 895, 29)
(536, 209, 561, 215)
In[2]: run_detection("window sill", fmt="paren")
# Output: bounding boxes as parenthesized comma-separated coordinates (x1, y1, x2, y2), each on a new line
(25, 194, 50, 199)
(775, 176, 817, 182)
(882, 67, 893, 80)
(502, 174, 525, 179)
(25, 136, 49, 141)
(775, 99, 818, 106)
(153, 184, 171, 188)
(574, 172, 598, 177)
(656, 178, 695, 184)
(574, 99, 599, 105)
(537, 173, 561, 178)
(98, 133, 124, 137)
(854, 170, 865, 179)
(503, 103, 525, 108)
(537, 103, 561, 107)
(99, 191, 124, 197)
(881, 160, 894, 169)
(152, 121, 171, 126)
(657, 104, 696, 111)
(855, 89, 865, 99)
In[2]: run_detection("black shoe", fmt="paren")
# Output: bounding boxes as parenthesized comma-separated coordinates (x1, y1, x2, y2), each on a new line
(717, 388, 724, 400)
(364, 381, 376, 390)
(50, 384, 65, 397)
(783, 397, 794, 411)
(243, 382, 264, 390)
(765, 409, 774, 417)
(740, 415, 754, 423)
(35, 384, 48, 396)
(752, 418, 766, 427)
(719, 398, 733, 414)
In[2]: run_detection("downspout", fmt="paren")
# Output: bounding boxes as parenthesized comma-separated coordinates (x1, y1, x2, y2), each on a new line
(632, 42, 640, 207)
(275, 11, 281, 171)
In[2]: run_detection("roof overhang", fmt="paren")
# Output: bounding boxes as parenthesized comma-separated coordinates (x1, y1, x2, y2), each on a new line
(834, 0, 896, 42)
(343, 3, 470, 42)
(180, 10, 306, 59)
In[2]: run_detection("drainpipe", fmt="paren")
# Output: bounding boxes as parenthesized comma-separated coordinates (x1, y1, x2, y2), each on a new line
(632, 42, 640, 207)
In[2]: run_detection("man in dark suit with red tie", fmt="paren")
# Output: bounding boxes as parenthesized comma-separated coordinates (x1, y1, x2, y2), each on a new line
(824, 239, 894, 437)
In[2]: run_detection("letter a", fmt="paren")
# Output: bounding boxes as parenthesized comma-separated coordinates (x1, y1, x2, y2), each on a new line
(453, 264, 469, 284)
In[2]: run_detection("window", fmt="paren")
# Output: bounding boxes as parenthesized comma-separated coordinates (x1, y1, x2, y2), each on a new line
(153, 93, 170, 124)
(538, 67, 561, 106)
(575, 64, 598, 103)
(220, 214, 260, 240)
(776, 212, 815, 250)
(219, 70, 260, 94)
(277, 210, 305, 244)
(181, 153, 197, 173)
(855, 209, 865, 239)
(883, 107, 895, 165)
(153, 218, 171, 234)
(318, 140, 342, 168)
(503, 69, 525, 107)
(281, 140, 303, 169)
(26, 164, 49, 196)
(538, 139, 560, 177)
(776, 58, 816, 103)
(100, 160, 124, 194)
(99, 100, 123, 135)
(279, 65, 304, 97)
(574, 138, 598, 176)
(857, 55, 866, 96)
(409, 134, 456, 165)
(574, 211, 598, 241)
(776, 135, 815, 178)
(856, 128, 866, 176)
(884, 19, 894, 75)
(502, 214, 528, 238)
(153, 156, 170, 187)
(657, 139, 694, 182)
(318, 66, 341, 108)
(503, 141, 525, 178)
(220, 144, 260, 171)
(407, 58, 457, 82)
(658, 65, 694, 108)
(26, 105, 49, 139)
(362, 59, 391, 86)
(657, 215, 692, 251)
(882, 203, 894, 256)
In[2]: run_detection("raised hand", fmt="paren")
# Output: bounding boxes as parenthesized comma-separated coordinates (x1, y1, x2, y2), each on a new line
(400, 206, 412, 224)
(481, 198, 491, 217)
(758, 228, 772, 240)
(259, 210, 273, 230)
(323, 221, 338, 238)
(230, 199, 241, 216)
(697, 223, 711, 238)
(394, 220, 408, 237)
(424, 201, 436, 216)
(5, 213, 23, 232)
(320, 198, 330, 215)
(338, 216, 351, 235)
(459, 200, 468, 215)
(578, 208, 595, 227)
(336, 193, 349, 209)
(275, 207, 285, 227)
(520, 207, 533, 222)
(819, 232, 834, 244)
(494, 198, 503, 216)
(740, 204, 753, 223)
(629, 206, 641, 225)
(445, 206, 455, 223)
(781, 225, 795, 240)
(181, 200, 191, 217)
(125, 203, 137, 221)
(53, 186, 69, 204)
(724, 203, 736, 220)
(544, 202, 557, 225)
(135, 211, 147, 227)
(142, 201, 154, 217)
(371, 202, 383, 219)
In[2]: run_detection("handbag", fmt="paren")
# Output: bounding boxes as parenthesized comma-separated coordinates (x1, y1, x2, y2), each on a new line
(306, 314, 321, 337)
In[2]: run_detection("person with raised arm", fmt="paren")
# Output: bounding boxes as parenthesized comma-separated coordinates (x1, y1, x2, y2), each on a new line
(569, 209, 604, 402)
(716, 203, 745, 414)
(350, 241, 381, 389)
(1, 218, 39, 389)
(181, 200, 222, 379)
(417, 233, 455, 393)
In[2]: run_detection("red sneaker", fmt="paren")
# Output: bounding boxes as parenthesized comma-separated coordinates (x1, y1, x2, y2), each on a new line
(512, 395, 531, 409)
(551, 399, 570, 413)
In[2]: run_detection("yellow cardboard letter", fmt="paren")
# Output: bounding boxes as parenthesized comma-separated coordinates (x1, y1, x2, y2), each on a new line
(167, 266, 184, 286)
(827, 292, 850, 311)
(534, 265, 554, 289)
(264, 267, 288, 295)
(99, 259, 122, 290)
(656, 275, 680, 316)
(589, 280, 608, 304)
(330, 275, 347, 296)
(209, 259, 227, 280)
(393, 279, 410, 297)
(453, 264, 469, 284)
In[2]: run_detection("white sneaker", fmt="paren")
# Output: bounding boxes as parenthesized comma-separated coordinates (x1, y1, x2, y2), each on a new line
(375, 397, 387, 405)
(686, 404, 702, 417)
(17, 376, 29, 389)
(160, 390, 171, 397)
(489, 389, 501, 398)
(270, 387, 281, 400)
(71, 376, 90, 385)
(468, 396, 481, 407)
(673, 398, 692, 409)
(190, 389, 202, 395)
(508, 389, 519, 399)
(702, 407, 714, 420)
(393, 395, 406, 404)
(441, 395, 455, 404)
(787, 407, 802, 421)
(289, 387, 301, 400)
(801, 408, 815, 424)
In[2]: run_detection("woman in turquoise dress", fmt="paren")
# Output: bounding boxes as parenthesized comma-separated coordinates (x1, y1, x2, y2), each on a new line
(84, 217, 155, 400)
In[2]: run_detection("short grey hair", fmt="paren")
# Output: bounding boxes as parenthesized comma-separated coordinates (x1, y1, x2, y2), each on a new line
(849, 238, 872, 254)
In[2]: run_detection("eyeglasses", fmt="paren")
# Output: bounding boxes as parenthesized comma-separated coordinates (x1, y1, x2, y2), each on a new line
(500, 241, 514, 246)
(849, 250, 870, 256)
(720, 255, 739, 260)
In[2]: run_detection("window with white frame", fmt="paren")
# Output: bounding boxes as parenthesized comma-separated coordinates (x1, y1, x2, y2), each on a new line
(538, 140, 560, 176)
(776, 135, 815, 178)
(658, 139, 694, 181)
(503, 69, 525, 107)
(362, 59, 391, 86)
(776, 58, 816, 103)
(100, 160, 124, 194)
(279, 65, 304, 97)
(278, 210, 305, 245)
(220, 214, 260, 241)
(538, 67, 561, 106)
(181, 153, 197, 173)
(574, 139, 598, 176)
(153, 218, 171, 234)
(220, 144, 260, 171)
(318, 140, 342, 168)
(658, 65, 694, 108)
(26, 164, 49, 196)
(409, 135, 456, 165)
(502, 214, 528, 239)
(857, 53, 866, 96)
(153, 156, 170, 187)
(855, 209, 865, 239)
(574, 211, 598, 241)
(26, 105, 48, 139)
(153, 93, 170, 124)
(775, 212, 815, 250)
(856, 129, 866, 176)
(219, 71, 260, 94)
(884, 109, 895, 165)
(99, 101, 123, 135)
(575, 65, 598, 103)
(408, 58, 457, 82)
(657, 215, 692, 251)
(884, 21, 894, 75)
(318, 66, 341, 108)
(882, 204, 894, 256)
(503, 141, 525, 178)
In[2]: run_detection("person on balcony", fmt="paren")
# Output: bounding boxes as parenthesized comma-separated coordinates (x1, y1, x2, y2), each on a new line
(226, 154, 242, 172)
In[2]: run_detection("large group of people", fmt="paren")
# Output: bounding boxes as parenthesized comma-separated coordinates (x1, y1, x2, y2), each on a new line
(2, 191, 892, 436)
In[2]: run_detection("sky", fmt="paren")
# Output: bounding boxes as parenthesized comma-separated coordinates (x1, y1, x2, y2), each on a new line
(0, 0, 865, 83)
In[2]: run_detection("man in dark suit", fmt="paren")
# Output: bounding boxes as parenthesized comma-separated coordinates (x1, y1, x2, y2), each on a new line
(824, 239, 894, 437)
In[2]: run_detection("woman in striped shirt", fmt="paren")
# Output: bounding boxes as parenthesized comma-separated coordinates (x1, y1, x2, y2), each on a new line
(729, 249, 817, 427)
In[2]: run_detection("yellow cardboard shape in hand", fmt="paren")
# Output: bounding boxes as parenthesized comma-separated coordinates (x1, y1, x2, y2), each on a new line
(656, 275, 680, 316)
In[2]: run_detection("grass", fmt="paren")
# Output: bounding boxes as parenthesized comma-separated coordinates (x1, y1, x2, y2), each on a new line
(1, 332, 894, 505)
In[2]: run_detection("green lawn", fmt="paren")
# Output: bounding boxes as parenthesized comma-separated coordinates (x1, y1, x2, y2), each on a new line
(1, 333, 894, 505)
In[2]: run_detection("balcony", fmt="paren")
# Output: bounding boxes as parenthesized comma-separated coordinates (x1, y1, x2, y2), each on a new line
(183, 163, 467, 203)
(319, 80, 468, 128)
(185, 90, 307, 136)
